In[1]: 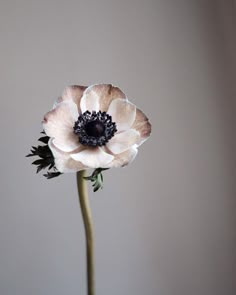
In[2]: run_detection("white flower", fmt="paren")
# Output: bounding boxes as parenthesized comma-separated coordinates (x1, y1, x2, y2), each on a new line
(42, 84, 151, 173)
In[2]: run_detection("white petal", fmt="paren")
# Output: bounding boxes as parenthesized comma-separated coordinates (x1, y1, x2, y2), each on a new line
(106, 129, 140, 154)
(52, 137, 80, 152)
(62, 85, 87, 104)
(71, 147, 114, 168)
(131, 108, 151, 146)
(105, 146, 138, 168)
(42, 101, 80, 152)
(80, 84, 126, 112)
(80, 85, 100, 113)
(53, 97, 63, 109)
(107, 98, 136, 131)
(53, 85, 87, 110)
(48, 139, 86, 173)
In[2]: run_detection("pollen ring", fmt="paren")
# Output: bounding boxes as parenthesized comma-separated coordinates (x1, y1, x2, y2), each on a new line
(73, 111, 117, 147)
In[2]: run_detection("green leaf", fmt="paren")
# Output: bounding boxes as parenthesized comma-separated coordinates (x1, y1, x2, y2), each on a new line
(38, 136, 50, 144)
(43, 171, 62, 179)
(84, 168, 109, 192)
(26, 130, 63, 179)
(32, 159, 44, 165)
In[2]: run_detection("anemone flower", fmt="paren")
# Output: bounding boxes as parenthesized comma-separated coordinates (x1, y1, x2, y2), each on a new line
(27, 83, 151, 295)
(42, 84, 151, 173)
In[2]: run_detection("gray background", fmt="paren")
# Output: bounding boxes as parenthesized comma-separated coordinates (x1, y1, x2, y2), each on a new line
(0, 0, 235, 295)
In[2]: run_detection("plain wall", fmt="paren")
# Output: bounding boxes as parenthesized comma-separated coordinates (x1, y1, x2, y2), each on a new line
(0, 1, 235, 295)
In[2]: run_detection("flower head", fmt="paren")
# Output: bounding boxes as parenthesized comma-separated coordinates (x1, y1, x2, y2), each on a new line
(41, 84, 151, 173)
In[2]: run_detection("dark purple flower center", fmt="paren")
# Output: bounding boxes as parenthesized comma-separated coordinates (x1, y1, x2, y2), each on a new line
(73, 111, 117, 147)
(85, 120, 105, 138)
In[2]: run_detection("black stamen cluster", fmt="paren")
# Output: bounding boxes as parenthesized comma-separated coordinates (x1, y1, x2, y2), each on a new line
(74, 111, 117, 147)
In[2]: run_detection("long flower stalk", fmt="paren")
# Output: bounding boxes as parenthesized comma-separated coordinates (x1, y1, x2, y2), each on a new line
(76, 170, 95, 295)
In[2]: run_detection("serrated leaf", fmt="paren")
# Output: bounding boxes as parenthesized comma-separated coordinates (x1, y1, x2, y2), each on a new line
(38, 136, 50, 144)
(27, 130, 63, 179)
(32, 159, 44, 165)
(43, 172, 62, 179)
(83, 176, 94, 181)
(84, 168, 109, 192)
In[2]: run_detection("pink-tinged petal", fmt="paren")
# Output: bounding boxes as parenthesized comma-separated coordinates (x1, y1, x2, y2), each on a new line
(48, 139, 87, 173)
(107, 98, 136, 131)
(53, 85, 87, 110)
(70, 147, 114, 168)
(42, 101, 80, 152)
(62, 85, 87, 102)
(105, 146, 138, 168)
(106, 129, 140, 154)
(131, 108, 151, 145)
(80, 85, 100, 114)
(80, 84, 126, 112)
(61, 85, 87, 107)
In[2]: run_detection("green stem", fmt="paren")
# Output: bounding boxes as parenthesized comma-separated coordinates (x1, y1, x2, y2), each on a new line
(76, 170, 95, 295)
